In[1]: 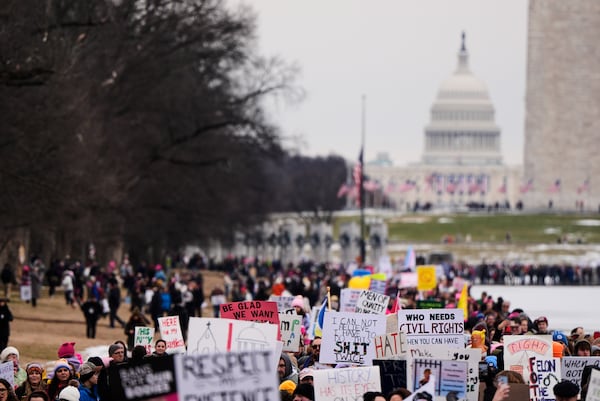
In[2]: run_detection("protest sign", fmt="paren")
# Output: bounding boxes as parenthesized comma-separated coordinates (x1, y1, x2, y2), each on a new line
(279, 314, 302, 352)
(416, 265, 437, 291)
(373, 359, 408, 395)
(368, 273, 387, 295)
(175, 349, 278, 401)
(307, 306, 320, 340)
(110, 354, 176, 401)
(408, 346, 480, 401)
(0, 361, 13, 387)
(220, 300, 281, 338)
(158, 316, 186, 354)
(134, 326, 155, 354)
(528, 356, 561, 401)
(561, 357, 600, 388)
(356, 290, 390, 314)
(586, 369, 600, 401)
(386, 314, 398, 334)
(373, 332, 407, 359)
(20, 285, 31, 301)
(403, 375, 435, 401)
(313, 366, 381, 401)
(187, 317, 278, 354)
(413, 358, 467, 399)
(416, 300, 445, 309)
(319, 311, 387, 365)
(503, 335, 553, 384)
(269, 295, 296, 313)
(339, 289, 362, 313)
(399, 272, 418, 289)
(397, 309, 464, 348)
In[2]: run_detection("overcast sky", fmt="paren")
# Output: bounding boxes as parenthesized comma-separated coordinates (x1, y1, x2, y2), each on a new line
(234, 1, 528, 166)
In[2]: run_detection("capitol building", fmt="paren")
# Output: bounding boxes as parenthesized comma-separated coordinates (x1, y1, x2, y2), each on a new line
(365, 34, 522, 210)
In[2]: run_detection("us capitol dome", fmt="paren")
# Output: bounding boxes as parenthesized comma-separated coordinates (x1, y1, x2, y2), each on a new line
(422, 32, 502, 166)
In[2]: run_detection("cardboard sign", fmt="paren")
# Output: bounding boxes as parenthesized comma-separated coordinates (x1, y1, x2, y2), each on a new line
(20, 285, 31, 301)
(134, 326, 155, 354)
(413, 358, 467, 398)
(373, 332, 407, 359)
(503, 335, 553, 384)
(313, 366, 381, 401)
(528, 356, 561, 401)
(279, 314, 302, 352)
(416, 265, 437, 291)
(319, 311, 387, 365)
(356, 290, 390, 314)
(0, 361, 13, 387)
(158, 316, 186, 354)
(220, 301, 281, 338)
(397, 309, 464, 348)
(586, 369, 600, 401)
(339, 289, 363, 313)
(187, 317, 278, 354)
(175, 350, 278, 401)
(561, 357, 600, 388)
(373, 359, 408, 395)
(111, 354, 176, 400)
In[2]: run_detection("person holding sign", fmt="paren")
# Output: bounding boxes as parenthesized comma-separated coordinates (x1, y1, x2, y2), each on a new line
(152, 339, 167, 357)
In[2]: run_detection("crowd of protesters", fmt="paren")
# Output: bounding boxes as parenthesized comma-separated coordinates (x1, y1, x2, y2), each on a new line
(0, 252, 597, 401)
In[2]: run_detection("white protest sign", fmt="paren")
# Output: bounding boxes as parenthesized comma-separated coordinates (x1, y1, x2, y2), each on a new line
(339, 289, 362, 313)
(307, 306, 320, 340)
(398, 272, 417, 288)
(397, 308, 464, 348)
(586, 368, 600, 401)
(158, 316, 186, 354)
(413, 358, 467, 399)
(319, 311, 387, 365)
(356, 290, 390, 314)
(503, 335, 553, 384)
(561, 357, 600, 389)
(134, 326, 155, 354)
(269, 295, 296, 313)
(403, 375, 435, 401)
(174, 350, 278, 401)
(373, 332, 407, 359)
(407, 345, 480, 401)
(187, 317, 278, 354)
(529, 356, 561, 401)
(279, 314, 302, 352)
(0, 361, 13, 387)
(20, 285, 31, 301)
(313, 366, 381, 401)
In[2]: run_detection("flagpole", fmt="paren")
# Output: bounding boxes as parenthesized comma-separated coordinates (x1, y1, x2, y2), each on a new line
(360, 94, 366, 265)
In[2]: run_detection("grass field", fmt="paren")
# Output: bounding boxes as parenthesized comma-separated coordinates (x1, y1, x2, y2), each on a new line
(334, 213, 600, 244)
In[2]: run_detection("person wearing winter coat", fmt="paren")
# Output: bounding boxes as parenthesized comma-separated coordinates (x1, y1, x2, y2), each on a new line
(61, 271, 75, 307)
(0, 264, 16, 300)
(77, 362, 99, 401)
(79, 297, 103, 339)
(124, 308, 151, 350)
(0, 299, 13, 352)
(29, 267, 42, 308)
(107, 280, 125, 329)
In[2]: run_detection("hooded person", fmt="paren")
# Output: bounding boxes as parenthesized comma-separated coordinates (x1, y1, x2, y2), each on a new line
(574, 339, 592, 356)
(0, 346, 26, 387)
(278, 353, 299, 385)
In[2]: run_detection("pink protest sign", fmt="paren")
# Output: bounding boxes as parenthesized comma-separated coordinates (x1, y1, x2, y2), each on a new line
(220, 301, 281, 339)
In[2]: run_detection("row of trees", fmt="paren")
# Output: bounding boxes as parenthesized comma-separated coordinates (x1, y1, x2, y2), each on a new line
(0, 0, 346, 263)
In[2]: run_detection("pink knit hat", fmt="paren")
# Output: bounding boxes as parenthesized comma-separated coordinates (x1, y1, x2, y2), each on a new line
(58, 342, 76, 358)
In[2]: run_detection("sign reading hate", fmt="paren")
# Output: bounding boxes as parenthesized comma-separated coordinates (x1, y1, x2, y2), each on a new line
(373, 332, 407, 359)
(320, 311, 387, 365)
(397, 309, 464, 348)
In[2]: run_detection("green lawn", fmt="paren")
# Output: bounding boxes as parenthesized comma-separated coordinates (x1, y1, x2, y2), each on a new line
(334, 213, 600, 244)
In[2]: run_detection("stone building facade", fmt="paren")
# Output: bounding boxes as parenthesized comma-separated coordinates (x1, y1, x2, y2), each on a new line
(523, 0, 600, 210)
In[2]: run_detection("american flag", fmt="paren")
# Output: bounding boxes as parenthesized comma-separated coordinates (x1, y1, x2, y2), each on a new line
(577, 179, 590, 194)
(398, 180, 416, 193)
(363, 180, 380, 192)
(519, 179, 534, 194)
(354, 148, 364, 206)
(424, 173, 435, 192)
(497, 177, 507, 194)
(385, 180, 396, 194)
(548, 179, 561, 193)
(446, 175, 456, 194)
(337, 183, 350, 198)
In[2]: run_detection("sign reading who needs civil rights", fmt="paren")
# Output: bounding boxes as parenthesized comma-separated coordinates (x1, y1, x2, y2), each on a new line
(396, 308, 464, 348)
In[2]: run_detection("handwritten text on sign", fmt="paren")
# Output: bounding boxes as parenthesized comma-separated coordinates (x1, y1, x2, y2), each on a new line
(134, 326, 155, 354)
(158, 316, 186, 354)
(373, 332, 407, 359)
(313, 366, 381, 401)
(356, 290, 390, 315)
(528, 356, 560, 401)
(320, 311, 387, 365)
(279, 314, 302, 352)
(397, 309, 464, 348)
(560, 357, 600, 388)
